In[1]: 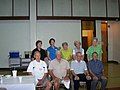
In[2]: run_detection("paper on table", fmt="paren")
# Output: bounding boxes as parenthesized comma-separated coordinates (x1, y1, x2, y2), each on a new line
(61, 79, 70, 89)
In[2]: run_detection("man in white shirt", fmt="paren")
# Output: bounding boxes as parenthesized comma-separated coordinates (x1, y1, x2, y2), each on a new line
(27, 51, 51, 90)
(71, 52, 91, 90)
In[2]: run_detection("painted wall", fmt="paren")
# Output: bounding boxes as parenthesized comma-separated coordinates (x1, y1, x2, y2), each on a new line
(0, 20, 30, 68)
(108, 21, 120, 63)
(36, 20, 81, 49)
(0, 20, 81, 68)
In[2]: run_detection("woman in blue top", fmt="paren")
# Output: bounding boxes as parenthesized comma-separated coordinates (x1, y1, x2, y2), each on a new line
(47, 38, 58, 60)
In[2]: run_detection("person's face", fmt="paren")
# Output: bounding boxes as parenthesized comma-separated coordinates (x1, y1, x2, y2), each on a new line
(76, 53, 83, 61)
(35, 52, 41, 62)
(63, 44, 68, 50)
(37, 42, 42, 49)
(93, 53, 98, 60)
(50, 40, 55, 46)
(75, 42, 81, 48)
(56, 52, 62, 61)
(92, 40, 98, 46)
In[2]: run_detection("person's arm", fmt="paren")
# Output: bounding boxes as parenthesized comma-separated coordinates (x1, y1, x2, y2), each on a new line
(27, 62, 34, 75)
(84, 70, 90, 76)
(71, 70, 79, 80)
(27, 72, 32, 75)
(47, 51, 51, 60)
(64, 69, 70, 80)
(40, 73, 48, 81)
(71, 70, 77, 77)
(49, 69, 57, 80)
(84, 70, 91, 80)
(89, 69, 98, 80)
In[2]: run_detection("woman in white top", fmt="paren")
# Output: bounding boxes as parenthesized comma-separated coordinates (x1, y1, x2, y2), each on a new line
(73, 40, 84, 60)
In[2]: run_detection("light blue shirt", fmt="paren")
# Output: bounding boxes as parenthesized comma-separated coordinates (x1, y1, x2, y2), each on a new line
(71, 60, 87, 74)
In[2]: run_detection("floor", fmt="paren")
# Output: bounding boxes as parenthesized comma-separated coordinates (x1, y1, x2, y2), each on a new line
(0, 63, 120, 90)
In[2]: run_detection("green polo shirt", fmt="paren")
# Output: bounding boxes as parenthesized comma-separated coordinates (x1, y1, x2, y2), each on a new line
(86, 44, 103, 60)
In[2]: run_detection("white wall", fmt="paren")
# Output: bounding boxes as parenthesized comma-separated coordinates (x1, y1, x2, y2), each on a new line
(108, 21, 120, 63)
(0, 20, 30, 68)
(36, 20, 81, 49)
(0, 20, 81, 68)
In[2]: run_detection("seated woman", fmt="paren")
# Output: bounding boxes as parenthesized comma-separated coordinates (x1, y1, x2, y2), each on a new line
(27, 51, 51, 90)
(88, 52, 107, 90)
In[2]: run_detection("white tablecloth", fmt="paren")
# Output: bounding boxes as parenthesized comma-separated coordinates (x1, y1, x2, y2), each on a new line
(0, 76, 35, 90)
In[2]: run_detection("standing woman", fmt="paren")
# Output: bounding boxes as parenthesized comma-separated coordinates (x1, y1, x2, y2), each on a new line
(60, 42, 73, 62)
(73, 40, 84, 60)
(86, 37, 103, 61)
(47, 38, 58, 61)
(31, 40, 48, 61)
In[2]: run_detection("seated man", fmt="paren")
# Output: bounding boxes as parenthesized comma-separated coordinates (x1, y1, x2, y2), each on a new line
(88, 52, 107, 90)
(71, 52, 91, 90)
(27, 51, 51, 90)
(49, 51, 70, 90)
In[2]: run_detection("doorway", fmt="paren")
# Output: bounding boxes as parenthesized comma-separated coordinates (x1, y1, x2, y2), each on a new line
(81, 20, 95, 62)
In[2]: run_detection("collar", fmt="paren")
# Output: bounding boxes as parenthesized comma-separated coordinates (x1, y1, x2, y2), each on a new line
(75, 60, 83, 63)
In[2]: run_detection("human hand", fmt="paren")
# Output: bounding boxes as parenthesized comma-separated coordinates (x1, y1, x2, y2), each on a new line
(86, 75, 91, 80)
(93, 76, 98, 80)
(74, 76, 79, 80)
(63, 76, 69, 81)
(101, 76, 107, 79)
(37, 79, 43, 86)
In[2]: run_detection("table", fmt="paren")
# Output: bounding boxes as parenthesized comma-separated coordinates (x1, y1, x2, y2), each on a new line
(0, 76, 36, 90)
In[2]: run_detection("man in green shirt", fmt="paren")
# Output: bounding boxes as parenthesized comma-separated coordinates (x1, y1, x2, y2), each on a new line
(86, 37, 103, 61)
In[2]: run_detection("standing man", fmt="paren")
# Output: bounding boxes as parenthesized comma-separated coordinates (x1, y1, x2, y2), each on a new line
(47, 38, 58, 61)
(71, 52, 91, 90)
(49, 51, 70, 90)
(88, 52, 107, 90)
(86, 37, 103, 61)
(27, 51, 51, 90)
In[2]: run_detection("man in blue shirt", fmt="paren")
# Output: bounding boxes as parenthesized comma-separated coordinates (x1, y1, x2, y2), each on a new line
(88, 52, 107, 90)
(71, 52, 91, 90)
(47, 38, 58, 60)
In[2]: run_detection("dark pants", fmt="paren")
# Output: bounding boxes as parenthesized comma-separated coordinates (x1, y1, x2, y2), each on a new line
(73, 74, 91, 90)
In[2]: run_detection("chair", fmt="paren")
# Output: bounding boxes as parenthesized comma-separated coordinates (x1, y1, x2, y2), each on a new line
(8, 51, 21, 68)
(79, 81, 86, 89)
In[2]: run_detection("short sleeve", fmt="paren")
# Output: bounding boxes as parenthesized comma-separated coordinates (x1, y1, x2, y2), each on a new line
(73, 49, 76, 55)
(27, 62, 33, 73)
(70, 61, 74, 70)
(86, 47, 90, 54)
(66, 61, 70, 69)
(48, 61, 54, 70)
(84, 62, 87, 71)
(82, 49, 84, 55)
(43, 62, 48, 73)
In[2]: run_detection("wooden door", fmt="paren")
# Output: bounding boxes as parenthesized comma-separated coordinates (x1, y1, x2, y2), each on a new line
(101, 22, 108, 63)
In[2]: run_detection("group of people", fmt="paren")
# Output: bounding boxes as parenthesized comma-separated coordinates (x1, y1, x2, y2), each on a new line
(27, 38, 107, 90)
